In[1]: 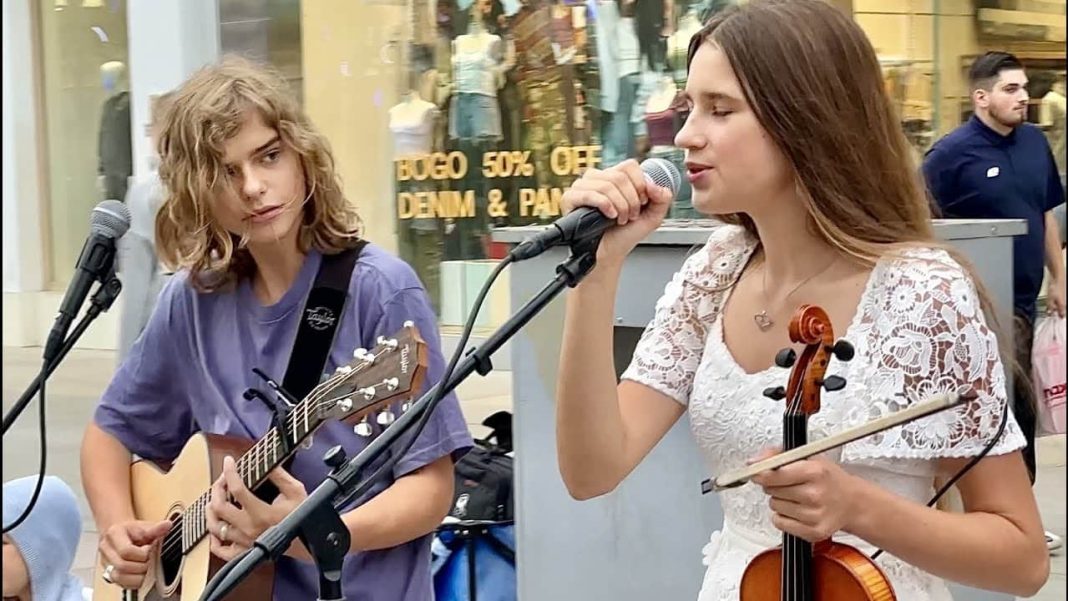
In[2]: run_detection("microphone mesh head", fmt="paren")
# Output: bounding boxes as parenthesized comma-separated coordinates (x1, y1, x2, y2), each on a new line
(90, 200, 132, 239)
(641, 158, 681, 198)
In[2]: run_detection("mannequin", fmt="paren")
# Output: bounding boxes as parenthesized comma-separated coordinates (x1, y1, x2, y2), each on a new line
(98, 61, 132, 202)
(390, 90, 438, 157)
(449, 8, 505, 141)
(393, 68, 445, 312)
(390, 86, 440, 158)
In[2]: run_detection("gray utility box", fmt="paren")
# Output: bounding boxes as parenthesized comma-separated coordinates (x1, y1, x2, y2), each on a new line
(491, 219, 1026, 601)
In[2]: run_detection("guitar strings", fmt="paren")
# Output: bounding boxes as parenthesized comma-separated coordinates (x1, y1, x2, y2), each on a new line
(157, 356, 381, 560)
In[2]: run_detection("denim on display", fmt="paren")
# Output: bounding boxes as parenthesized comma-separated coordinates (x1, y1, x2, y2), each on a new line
(449, 93, 503, 141)
(602, 73, 640, 167)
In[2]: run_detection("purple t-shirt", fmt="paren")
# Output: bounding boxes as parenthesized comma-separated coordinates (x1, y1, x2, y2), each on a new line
(95, 243, 473, 600)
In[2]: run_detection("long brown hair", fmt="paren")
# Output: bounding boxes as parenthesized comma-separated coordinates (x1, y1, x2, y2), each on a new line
(687, 1, 1021, 397)
(155, 56, 362, 291)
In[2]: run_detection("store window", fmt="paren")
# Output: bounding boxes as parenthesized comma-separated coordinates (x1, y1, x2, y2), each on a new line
(38, 0, 130, 287)
(969, 0, 1065, 177)
(297, 0, 1065, 327)
(378, 0, 743, 324)
(220, 0, 303, 105)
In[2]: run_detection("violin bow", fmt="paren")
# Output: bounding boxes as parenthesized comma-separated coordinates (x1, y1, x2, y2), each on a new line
(703, 390, 977, 493)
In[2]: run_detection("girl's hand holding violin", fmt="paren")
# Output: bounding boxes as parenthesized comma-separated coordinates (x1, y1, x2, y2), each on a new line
(750, 447, 864, 543)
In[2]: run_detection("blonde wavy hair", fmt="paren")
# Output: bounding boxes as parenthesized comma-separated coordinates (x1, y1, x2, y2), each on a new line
(155, 56, 362, 291)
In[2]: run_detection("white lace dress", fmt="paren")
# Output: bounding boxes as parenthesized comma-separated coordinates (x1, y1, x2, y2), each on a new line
(621, 226, 1026, 601)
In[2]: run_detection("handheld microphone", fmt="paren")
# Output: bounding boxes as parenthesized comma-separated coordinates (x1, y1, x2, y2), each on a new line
(509, 158, 681, 262)
(43, 200, 131, 365)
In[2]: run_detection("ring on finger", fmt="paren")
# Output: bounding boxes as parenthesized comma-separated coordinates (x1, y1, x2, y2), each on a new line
(219, 521, 230, 542)
(102, 564, 117, 585)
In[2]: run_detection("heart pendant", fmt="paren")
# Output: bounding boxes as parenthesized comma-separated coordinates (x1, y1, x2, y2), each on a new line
(753, 311, 774, 331)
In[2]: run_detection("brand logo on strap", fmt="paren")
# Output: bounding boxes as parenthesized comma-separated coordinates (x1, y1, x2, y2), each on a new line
(305, 306, 337, 331)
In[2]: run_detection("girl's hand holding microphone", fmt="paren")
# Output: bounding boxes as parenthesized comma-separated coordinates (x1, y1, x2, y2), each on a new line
(560, 159, 677, 269)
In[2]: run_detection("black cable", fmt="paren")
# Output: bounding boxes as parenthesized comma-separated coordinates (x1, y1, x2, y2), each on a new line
(198, 546, 254, 601)
(333, 255, 514, 510)
(2, 361, 51, 534)
(870, 394, 1009, 561)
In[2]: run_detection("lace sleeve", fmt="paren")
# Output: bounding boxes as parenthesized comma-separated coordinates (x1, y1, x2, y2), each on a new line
(841, 249, 1026, 462)
(621, 226, 755, 406)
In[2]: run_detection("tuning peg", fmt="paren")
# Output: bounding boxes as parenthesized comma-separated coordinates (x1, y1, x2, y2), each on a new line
(376, 336, 399, 351)
(763, 386, 787, 400)
(403, 320, 414, 328)
(383, 377, 399, 392)
(831, 340, 855, 362)
(376, 410, 396, 426)
(338, 397, 353, 413)
(335, 365, 353, 375)
(353, 417, 373, 437)
(821, 375, 847, 392)
(774, 349, 797, 368)
(401, 401, 412, 412)
(352, 348, 367, 358)
(356, 387, 376, 401)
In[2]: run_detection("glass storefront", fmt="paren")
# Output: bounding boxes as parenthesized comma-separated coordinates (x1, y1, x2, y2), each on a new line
(29, 0, 1066, 314)
(220, 0, 304, 105)
(38, 0, 129, 286)
(293, 0, 1066, 328)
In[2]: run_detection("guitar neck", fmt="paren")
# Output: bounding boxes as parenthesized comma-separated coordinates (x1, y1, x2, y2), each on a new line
(782, 412, 814, 601)
(178, 400, 326, 554)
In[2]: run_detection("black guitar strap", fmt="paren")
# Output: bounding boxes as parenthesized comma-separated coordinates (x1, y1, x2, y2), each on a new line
(282, 240, 366, 402)
(254, 241, 365, 503)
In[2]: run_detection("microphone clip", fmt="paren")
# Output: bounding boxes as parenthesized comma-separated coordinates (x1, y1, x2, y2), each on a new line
(556, 232, 603, 287)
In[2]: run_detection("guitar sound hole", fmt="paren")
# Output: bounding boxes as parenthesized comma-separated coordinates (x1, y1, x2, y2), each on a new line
(160, 548, 182, 589)
(159, 511, 184, 591)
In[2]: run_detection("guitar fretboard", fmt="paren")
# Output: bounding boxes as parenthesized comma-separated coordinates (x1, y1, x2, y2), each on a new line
(172, 399, 325, 554)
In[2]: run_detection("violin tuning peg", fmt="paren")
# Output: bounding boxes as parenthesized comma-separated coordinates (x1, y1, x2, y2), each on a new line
(762, 386, 787, 401)
(822, 375, 847, 392)
(831, 340, 855, 362)
(774, 348, 797, 368)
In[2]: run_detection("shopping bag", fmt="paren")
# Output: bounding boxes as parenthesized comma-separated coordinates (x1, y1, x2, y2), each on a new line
(1032, 315, 1066, 436)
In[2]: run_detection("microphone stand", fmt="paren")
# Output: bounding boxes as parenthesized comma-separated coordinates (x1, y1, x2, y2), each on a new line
(3, 272, 123, 435)
(199, 235, 603, 601)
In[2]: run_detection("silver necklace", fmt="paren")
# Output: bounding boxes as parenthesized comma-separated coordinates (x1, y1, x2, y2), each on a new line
(753, 257, 838, 331)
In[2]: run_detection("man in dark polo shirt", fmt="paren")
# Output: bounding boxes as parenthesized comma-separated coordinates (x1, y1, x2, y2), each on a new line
(923, 50, 1066, 551)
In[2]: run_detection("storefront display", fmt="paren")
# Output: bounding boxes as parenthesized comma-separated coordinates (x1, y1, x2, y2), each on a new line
(353, 0, 1068, 325)
(391, 0, 738, 322)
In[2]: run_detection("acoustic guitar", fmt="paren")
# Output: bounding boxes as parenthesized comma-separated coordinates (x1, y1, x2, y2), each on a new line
(91, 323, 428, 601)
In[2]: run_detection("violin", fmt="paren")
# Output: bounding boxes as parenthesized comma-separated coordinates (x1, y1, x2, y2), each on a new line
(739, 305, 895, 601)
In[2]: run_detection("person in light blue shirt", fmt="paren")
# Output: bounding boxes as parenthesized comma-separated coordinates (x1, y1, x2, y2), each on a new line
(3, 476, 86, 601)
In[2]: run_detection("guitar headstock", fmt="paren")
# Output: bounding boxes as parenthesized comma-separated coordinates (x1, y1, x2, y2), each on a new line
(313, 322, 429, 429)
